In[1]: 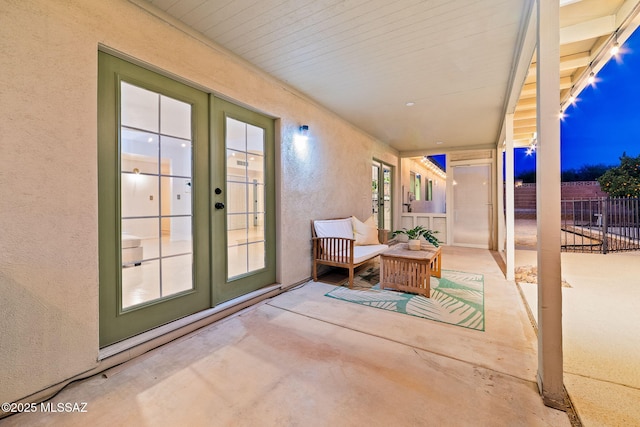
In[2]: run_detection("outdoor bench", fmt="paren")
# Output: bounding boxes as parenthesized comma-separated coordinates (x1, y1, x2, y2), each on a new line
(311, 217, 389, 288)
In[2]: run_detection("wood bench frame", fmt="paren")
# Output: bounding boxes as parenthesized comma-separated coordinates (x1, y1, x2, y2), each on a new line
(311, 218, 389, 288)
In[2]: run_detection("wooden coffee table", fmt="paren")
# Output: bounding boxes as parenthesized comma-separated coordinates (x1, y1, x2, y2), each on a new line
(379, 243, 442, 297)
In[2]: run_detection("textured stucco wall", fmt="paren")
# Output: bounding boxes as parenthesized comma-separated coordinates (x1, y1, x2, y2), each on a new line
(0, 0, 398, 403)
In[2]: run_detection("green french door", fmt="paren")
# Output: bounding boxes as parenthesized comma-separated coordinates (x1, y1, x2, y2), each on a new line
(372, 160, 393, 232)
(98, 53, 275, 347)
(211, 98, 276, 303)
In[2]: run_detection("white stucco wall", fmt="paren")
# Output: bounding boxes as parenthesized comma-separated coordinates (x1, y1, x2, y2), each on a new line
(0, 0, 398, 404)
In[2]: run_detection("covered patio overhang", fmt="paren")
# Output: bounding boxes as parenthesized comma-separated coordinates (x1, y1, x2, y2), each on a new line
(136, 0, 640, 409)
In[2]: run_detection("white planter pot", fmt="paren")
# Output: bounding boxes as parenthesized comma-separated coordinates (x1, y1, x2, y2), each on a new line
(408, 239, 421, 251)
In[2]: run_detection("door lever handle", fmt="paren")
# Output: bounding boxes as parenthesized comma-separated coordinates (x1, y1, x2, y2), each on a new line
(215, 202, 225, 210)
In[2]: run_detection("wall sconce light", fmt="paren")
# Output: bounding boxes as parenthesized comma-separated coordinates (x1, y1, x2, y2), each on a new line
(295, 125, 310, 143)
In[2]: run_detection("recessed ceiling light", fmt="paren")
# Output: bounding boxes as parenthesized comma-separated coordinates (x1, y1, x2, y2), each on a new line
(436, 141, 444, 145)
(405, 102, 415, 107)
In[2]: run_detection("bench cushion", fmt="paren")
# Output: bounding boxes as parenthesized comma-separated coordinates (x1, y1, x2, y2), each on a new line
(353, 244, 388, 264)
(314, 218, 353, 239)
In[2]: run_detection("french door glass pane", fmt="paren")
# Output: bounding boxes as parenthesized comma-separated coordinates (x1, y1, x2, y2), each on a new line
(248, 242, 265, 271)
(122, 260, 161, 308)
(160, 96, 191, 139)
(372, 164, 380, 224)
(226, 117, 266, 280)
(226, 118, 246, 151)
(247, 124, 264, 155)
(227, 244, 248, 278)
(161, 254, 193, 295)
(121, 129, 159, 174)
(383, 166, 392, 231)
(161, 216, 192, 257)
(161, 177, 192, 216)
(121, 82, 159, 132)
(120, 173, 158, 218)
(227, 182, 248, 213)
(160, 135, 191, 177)
(120, 81, 194, 310)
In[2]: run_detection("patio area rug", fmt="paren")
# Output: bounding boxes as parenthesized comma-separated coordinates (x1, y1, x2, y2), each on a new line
(323, 267, 485, 331)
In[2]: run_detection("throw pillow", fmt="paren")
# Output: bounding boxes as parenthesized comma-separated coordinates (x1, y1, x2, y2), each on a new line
(351, 216, 380, 246)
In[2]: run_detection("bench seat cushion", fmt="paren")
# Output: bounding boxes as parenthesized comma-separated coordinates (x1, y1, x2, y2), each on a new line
(353, 244, 388, 264)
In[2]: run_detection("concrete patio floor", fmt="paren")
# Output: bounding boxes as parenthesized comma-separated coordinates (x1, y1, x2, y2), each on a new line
(516, 249, 640, 427)
(0, 246, 570, 426)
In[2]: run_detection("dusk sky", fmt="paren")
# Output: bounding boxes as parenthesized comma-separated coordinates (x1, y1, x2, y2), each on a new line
(515, 26, 640, 175)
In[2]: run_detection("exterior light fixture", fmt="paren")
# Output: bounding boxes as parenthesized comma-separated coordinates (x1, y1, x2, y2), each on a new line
(295, 125, 310, 143)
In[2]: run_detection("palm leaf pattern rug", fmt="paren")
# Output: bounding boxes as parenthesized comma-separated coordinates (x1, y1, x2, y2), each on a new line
(325, 270, 484, 331)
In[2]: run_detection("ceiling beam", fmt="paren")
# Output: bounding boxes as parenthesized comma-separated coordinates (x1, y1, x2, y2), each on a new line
(400, 143, 497, 158)
(528, 51, 591, 77)
(560, 15, 615, 45)
(514, 125, 537, 134)
(558, 51, 592, 71)
(514, 109, 537, 120)
(514, 118, 537, 127)
(514, 132, 535, 140)
(519, 76, 573, 97)
(515, 98, 537, 111)
(520, 83, 537, 97)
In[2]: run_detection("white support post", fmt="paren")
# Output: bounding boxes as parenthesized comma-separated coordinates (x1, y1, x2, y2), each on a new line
(497, 141, 505, 254)
(505, 114, 515, 281)
(536, 0, 565, 409)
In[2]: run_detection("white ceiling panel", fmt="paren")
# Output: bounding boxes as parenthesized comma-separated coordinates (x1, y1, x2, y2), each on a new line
(144, 0, 639, 153)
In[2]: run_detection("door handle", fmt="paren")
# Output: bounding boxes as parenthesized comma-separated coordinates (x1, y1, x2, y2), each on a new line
(215, 202, 225, 210)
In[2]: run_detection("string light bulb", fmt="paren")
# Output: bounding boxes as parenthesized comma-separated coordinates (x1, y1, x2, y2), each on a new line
(588, 71, 596, 85)
(559, 108, 566, 120)
(610, 41, 620, 56)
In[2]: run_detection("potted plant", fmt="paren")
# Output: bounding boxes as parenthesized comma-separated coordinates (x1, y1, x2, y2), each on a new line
(392, 225, 439, 250)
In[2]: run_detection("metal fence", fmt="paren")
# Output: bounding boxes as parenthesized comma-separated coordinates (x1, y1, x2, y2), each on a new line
(560, 197, 640, 253)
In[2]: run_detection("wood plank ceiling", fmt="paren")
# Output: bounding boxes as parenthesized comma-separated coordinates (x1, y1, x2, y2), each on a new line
(140, 0, 639, 153)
